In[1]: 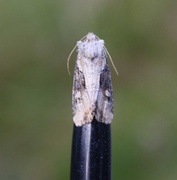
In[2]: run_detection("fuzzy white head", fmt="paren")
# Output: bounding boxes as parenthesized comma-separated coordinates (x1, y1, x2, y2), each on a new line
(77, 33, 105, 59)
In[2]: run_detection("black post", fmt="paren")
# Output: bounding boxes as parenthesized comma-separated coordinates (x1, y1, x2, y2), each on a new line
(70, 118, 111, 180)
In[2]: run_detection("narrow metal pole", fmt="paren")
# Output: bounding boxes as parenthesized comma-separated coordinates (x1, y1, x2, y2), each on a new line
(70, 118, 111, 180)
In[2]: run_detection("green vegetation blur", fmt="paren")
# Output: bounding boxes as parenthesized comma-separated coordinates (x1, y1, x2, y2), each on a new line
(1, 0, 177, 179)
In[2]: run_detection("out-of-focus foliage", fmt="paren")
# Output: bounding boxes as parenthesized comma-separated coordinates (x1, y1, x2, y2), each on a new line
(0, 0, 177, 179)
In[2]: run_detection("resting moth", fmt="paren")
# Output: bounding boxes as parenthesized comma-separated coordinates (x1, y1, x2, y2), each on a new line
(68, 32, 117, 126)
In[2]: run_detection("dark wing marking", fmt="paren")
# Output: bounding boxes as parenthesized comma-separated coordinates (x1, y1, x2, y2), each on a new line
(95, 59, 114, 124)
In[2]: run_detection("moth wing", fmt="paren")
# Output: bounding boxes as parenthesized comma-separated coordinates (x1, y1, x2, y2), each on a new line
(72, 65, 94, 126)
(95, 61, 114, 124)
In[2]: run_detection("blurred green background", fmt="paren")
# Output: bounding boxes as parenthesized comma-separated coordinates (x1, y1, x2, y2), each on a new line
(1, 0, 177, 179)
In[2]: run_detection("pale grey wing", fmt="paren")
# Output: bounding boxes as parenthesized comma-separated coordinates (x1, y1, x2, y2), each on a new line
(72, 64, 95, 126)
(95, 60, 114, 124)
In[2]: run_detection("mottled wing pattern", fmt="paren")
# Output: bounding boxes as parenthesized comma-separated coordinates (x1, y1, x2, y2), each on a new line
(72, 64, 95, 126)
(95, 59, 114, 124)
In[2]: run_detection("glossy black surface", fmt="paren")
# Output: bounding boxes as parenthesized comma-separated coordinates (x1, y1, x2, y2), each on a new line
(70, 118, 111, 180)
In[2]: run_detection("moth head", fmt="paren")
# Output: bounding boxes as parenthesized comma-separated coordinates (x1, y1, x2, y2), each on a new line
(77, 34, 105, 59)
(86, 32, 100, 42)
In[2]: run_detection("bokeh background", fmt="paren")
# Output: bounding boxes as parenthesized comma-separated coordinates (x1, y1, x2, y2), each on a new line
(1, 0, 177, 179)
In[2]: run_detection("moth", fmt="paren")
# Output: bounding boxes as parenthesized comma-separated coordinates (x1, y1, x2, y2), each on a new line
(67, 32, 118, 126)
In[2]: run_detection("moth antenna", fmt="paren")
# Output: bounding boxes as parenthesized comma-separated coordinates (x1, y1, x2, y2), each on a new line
(94, 34, 100, 40)
(95, 33, 118, 75)
(67, 44, 77, 75)
(105, 47, 119, 76)
(67, 34, 88, 75)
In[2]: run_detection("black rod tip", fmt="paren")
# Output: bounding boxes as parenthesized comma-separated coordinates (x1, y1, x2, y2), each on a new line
(70, 118, 111, 180)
